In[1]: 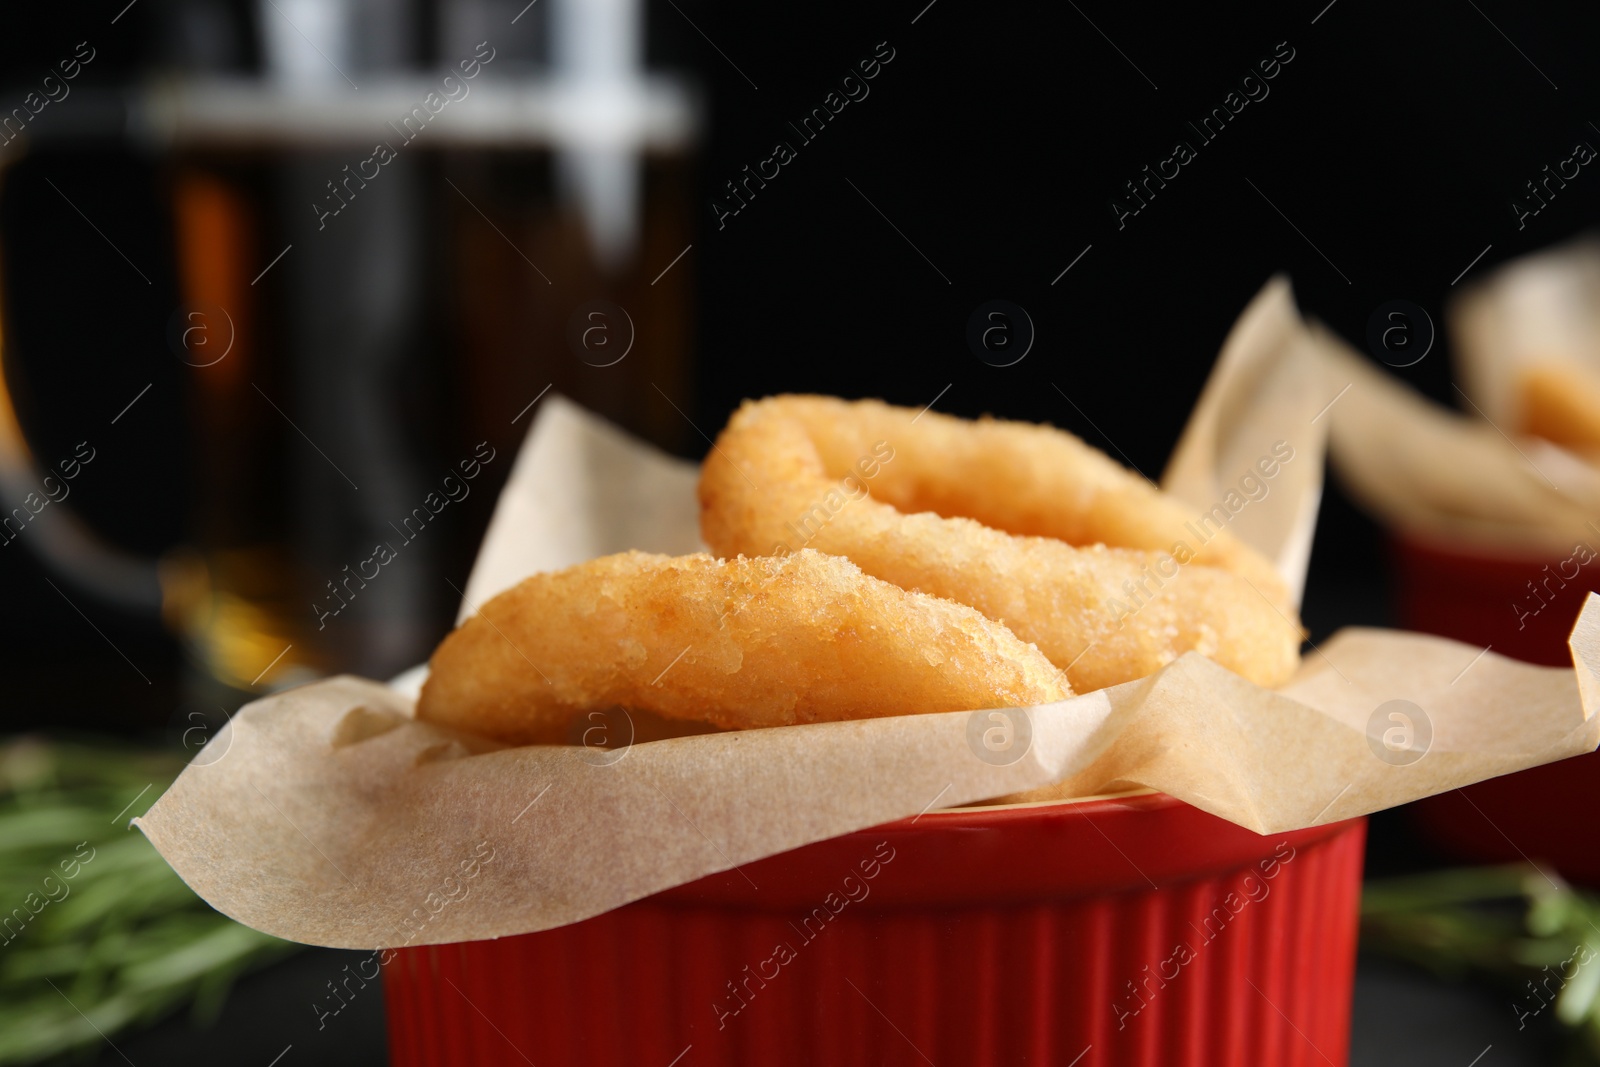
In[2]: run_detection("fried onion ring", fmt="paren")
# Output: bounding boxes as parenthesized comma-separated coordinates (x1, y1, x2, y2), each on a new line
(698, 396, 1301, 691)
(416, 549, 1072, 744)
(1518, 361, 1600, 459)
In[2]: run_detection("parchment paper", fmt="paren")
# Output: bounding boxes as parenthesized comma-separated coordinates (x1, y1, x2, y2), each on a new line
(456, 395, 705, 622)
(136, 283, 1600, 949)
(1320, 331, 1600, 553)
(1453, 238, 1600, 429)
(1161, 277, 1332, 607)
(1325, 241, 1600, 553)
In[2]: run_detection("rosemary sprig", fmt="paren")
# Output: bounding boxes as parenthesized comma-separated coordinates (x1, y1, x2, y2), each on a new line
(0, 738, 300, 1065)
(1362, 864, 1600, 1060)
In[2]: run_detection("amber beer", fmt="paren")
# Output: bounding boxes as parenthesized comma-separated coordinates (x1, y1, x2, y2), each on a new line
(161, 141, 695, 694)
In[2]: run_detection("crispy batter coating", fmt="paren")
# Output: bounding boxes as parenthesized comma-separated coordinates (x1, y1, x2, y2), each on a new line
(699, 395, 1301, 692)
(416, 550, 1073, 744)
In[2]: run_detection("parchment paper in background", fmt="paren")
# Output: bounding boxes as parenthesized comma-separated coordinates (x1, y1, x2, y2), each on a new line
(1162, 276, 1333, 608)
(137, 310, 1600, 947)
(1318, 322, 1600, 555)
(1321, 240, 1600, 554)
(1453, 239, 1600, 428)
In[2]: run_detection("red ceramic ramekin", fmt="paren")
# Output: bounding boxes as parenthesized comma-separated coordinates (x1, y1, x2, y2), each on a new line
(1391, 532, 1600, 884)
(384, 791, 1365, 1067)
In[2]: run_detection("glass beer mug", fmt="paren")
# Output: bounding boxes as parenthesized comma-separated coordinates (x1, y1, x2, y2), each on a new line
(0, 0, 696, 718)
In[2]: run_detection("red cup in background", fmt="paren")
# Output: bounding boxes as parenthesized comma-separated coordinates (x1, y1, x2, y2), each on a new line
(1391, 532, 1600, 884)
(384, 792, 1365, 1067)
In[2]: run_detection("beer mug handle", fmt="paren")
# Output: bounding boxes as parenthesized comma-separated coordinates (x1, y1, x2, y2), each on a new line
(0, 343, 165, 615)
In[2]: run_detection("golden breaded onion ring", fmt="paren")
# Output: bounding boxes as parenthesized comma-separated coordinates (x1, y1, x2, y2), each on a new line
(699, 395, 1301, 692)
(1518, 361, 1600, 458)
(417, 549, 1072, 744)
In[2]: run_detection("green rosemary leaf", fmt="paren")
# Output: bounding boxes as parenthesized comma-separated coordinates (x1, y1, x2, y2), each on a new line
(0, 738, 301, 1066)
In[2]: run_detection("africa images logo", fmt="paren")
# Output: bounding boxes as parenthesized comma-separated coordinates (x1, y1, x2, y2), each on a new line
(710, 41, 896, 230)
(1109, 40, 1296, 230)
